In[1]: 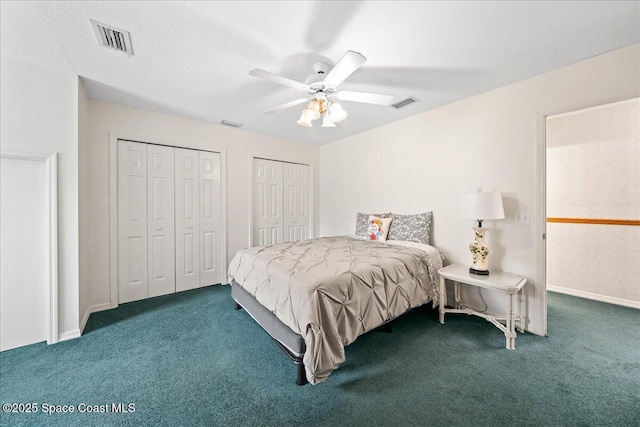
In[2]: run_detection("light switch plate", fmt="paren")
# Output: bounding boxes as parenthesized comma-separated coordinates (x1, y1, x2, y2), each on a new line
(514, 211, 530, 224)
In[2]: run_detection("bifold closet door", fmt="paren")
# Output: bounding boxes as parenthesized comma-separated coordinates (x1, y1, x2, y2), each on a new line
(199, 151, 222, 287)
(253, 159, 283, 246)
(118, 141, 148, 303)
(147, 144, 175, 298)
(175, 148, 200, 292)
(283, 163, 310, 242)
(119, 142, 222, 302)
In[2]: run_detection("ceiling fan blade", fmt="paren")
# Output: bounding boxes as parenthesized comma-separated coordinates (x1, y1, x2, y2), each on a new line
(335, 91, 394, 106)
(265, 97, 311, 114)
(323, 50, 366, 88)
(249, 69, 309, 91)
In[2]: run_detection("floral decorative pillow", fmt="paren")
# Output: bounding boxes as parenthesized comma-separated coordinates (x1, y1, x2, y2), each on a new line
(386, 212, 433, 244)
(355, 212, 390, 237)
(367, 216, 393, 242)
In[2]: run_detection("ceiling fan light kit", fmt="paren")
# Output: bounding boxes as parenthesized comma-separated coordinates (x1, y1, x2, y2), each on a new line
(298, 97, 345, 128)
(249, 50, 393, 128)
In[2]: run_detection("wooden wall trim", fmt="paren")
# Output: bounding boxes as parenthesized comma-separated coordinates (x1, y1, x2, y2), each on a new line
(547, 217, 640, 226)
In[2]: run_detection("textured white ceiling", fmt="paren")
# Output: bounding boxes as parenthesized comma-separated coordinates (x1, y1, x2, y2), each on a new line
(1, 1, 638, 145)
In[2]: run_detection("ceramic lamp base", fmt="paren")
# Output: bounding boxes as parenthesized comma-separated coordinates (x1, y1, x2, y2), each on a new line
(469, 267, 490, 276)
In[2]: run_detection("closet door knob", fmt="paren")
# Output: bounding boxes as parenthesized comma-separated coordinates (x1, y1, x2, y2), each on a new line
(156, 227, 162, 231)
(187, 225, 193, 230)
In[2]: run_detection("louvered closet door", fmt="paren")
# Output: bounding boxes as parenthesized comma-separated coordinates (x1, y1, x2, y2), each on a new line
(283, 163, 310, 242)
(253, 159, 283, 246)
(199, 151, 221, 286)
(118, 141, 148, 303)
(175, 148, 200, 292)
(147, 144, 175, 298)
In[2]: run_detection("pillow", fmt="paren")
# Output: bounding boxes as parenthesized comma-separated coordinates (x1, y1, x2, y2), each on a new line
(367, 216, 393, 242)
(355, 212, 390, 237)
(386, 212, 433, 244)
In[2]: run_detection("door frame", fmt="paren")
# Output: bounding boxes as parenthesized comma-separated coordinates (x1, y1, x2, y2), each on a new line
(109, 133, 227, 309)
(534, 114, 547, 336)
(535, 95, 638, 336)
(0, 149, 59, 345)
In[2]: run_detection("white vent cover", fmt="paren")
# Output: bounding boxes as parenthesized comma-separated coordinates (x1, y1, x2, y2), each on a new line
(392, 96, 419, 109)
(90, 19, 133, 56)
(220, 120, 243, 128)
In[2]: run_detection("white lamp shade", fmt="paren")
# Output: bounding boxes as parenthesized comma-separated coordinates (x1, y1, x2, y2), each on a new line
(459, 191, 505, 221)
(329, 102, 347, 122)
(297, 112, 313, 127)
(302, 107, 320, 121)
(307, 100, 322, 120)
(321, 115, 336, 127)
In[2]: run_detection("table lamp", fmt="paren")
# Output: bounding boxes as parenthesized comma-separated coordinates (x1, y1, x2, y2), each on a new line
(459, 188, 505, 275)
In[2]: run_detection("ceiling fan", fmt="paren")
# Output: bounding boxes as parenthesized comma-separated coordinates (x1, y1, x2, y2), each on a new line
(249, 50, 394, 127)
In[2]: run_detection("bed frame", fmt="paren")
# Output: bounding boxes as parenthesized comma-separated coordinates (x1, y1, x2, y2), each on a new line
(231, 281, 308, 385)
(231, 280, 392, 386)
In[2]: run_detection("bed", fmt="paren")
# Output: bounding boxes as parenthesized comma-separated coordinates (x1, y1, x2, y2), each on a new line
(228, 213, 442, 385)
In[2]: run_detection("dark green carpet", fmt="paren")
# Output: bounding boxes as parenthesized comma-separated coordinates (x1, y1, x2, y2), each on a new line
(1, 287, 638, 426)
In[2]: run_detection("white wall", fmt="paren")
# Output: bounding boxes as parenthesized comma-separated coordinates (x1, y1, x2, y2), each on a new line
(0, 57, 80, 339)
(319, 44, 640, 336)
(84, 100, 319, 310)
(546, 98, 640, 307)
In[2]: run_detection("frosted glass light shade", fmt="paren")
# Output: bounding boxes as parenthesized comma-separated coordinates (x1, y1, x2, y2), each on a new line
(305, 100, 321, 120)
(459, 192, 505, 221)
(329, 102, 347, 122)
(302, 107, 320, 121)
(321, 115, 336, 127)
(297, 112, 313, 127)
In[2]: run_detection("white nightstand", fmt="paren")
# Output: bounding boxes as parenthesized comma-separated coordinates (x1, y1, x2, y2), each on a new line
(438, 264, 527, 349)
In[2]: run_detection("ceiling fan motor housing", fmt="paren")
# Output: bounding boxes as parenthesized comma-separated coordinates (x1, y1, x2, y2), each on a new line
(306, 62, 332, 91)
(313, 62, 330, 74)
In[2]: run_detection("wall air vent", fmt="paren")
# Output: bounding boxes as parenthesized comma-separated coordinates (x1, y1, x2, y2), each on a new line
(90, 19, 133, 56)
(220, 120, 243, 128)
(392, 96, 419, 109)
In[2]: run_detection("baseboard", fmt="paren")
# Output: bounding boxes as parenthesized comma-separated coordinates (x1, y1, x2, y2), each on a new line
(80, 303, 112, 334)
(58, 329, 81, 342)
(547, 285, 640, 310)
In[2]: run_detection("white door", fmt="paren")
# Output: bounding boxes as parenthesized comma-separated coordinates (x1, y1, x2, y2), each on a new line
(118, 141, 148, 303)
(175, 148, 200, 292)
(199, 151, 222, 286)
(253, 159, 284, 246)
(283, 163, 310, 242)
(253, 158, 269, 246)
(268, 161, 284, 245)
(147, 144, 175, 297)
(0, 158, 48, 351)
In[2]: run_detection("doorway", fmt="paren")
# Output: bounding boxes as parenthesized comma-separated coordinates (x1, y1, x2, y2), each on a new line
(545, 97, 640, 309)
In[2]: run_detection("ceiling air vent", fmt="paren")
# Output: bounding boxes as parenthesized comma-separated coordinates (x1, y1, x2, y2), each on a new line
(220, 120, 243, 128)
(392, 96, 419, 109)
(90, 19, 133, 56)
